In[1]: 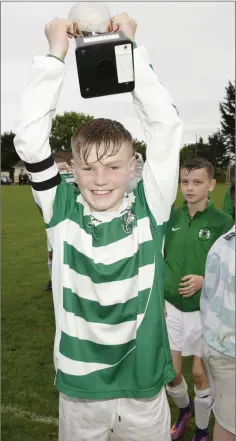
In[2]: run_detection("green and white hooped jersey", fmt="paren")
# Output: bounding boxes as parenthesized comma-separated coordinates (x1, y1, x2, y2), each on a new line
(14, 46, 183, 399)
(45, 179, 174, 399)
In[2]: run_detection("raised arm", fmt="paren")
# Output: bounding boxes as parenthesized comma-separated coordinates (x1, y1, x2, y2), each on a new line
(14, 19, 79, 225)
(111, 14, 183, 226)
(132, 48, 183, 226)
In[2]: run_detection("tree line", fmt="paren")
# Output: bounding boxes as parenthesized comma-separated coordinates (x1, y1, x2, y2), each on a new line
(1, 81, 234, 173)
(180, 81, 235, 173)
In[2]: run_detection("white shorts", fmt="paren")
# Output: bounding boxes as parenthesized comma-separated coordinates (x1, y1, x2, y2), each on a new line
(165, 301, 202, 357)
(59, 387, 171, 441)
(202, 339, 235, 434)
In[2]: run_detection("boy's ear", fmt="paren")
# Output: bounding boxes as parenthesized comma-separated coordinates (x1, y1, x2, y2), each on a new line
(71, 159, 75, 175)
(129, 155, 136, 179)
(208, 178, 216, 192)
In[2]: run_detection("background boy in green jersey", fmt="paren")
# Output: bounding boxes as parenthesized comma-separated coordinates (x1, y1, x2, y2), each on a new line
(14, 12, 183, 441)
(164, 157, 234, 441)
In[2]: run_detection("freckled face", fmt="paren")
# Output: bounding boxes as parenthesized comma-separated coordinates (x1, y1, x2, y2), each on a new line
(73, 143, 136, 212)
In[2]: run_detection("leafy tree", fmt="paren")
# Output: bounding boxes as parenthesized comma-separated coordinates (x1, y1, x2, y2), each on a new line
(1, 131, 19, 168)
(207, 130, 230, 170)
(50, 112, 94, 152)
(219, 80, 235, 158)
(181, 131, 230, 171)
(180, 144, 195, 164)
(133, 138, 147, 161)
(180, 137, 206, 164)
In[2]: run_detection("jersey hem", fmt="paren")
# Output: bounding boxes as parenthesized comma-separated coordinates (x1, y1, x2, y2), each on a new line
(165, 297, 200, 313)
(56, 370, 175, 400)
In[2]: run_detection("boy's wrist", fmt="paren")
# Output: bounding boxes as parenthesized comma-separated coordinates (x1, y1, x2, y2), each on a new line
(48, 44, 66, 61)
(47, 54, 65, 64)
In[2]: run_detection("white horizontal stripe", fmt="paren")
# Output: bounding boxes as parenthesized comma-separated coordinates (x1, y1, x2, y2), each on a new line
(137, 313, 145, 329)
(65, 216, 152, 265)
(136, 259, 154, 330)
(61, 310, 139, 345)
(65, 220, 93, 258)
(58, 345, 136, 377)
(29, 163, 59, 182)
(92, 217, 152, 264)
(63, 263, 155, 306)
(58, 353, 111, 376)
(137, 217, 153, 243)
(138, 264, 155, 291)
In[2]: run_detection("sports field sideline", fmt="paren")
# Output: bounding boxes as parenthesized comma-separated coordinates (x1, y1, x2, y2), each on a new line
(2, 184, 228, 441)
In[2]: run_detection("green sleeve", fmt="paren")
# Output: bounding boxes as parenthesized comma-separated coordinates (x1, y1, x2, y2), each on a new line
(45, 177, 80, 229)
(223, 187, 235, 220)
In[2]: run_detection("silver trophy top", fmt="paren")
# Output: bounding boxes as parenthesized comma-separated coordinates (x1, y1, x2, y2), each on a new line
(68, 2, 111, 34)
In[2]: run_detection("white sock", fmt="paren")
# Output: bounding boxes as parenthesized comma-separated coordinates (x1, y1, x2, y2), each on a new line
(47, 259, 52, 279)
(194, 386, 212, 430)
(166, 377, 190, 409)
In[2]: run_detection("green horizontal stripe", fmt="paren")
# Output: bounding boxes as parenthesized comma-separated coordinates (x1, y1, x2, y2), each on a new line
(63, 241, 154, 283)
(46, 178, 80, 228)
(60, 331, 136, 365)
(63, 287, 151, 325)
(55, 345, 174, 399)
(56, 347, 136, 398)
(69, 208, 140, 247)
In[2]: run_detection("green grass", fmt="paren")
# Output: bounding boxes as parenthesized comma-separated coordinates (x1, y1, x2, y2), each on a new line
(2, 185, 226, 440)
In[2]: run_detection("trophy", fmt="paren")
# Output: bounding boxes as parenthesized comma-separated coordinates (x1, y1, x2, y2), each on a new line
(68, 2, 135, 99)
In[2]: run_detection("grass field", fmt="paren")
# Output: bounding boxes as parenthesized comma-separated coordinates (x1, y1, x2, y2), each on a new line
(2, 184, 228, 441)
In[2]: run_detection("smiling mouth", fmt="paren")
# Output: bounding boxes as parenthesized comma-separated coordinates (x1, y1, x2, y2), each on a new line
(91, 190, 113, 196)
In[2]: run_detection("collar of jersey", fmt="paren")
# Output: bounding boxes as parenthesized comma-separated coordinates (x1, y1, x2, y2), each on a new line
(183, 198, 214, 218)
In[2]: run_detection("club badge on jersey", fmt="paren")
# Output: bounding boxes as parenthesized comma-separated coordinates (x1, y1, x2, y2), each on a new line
(198, 228, 211, 241)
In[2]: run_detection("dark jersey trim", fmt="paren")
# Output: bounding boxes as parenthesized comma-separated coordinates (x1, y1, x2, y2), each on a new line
(30, 173, 61, 191)
(25, 156, 54, 173)
(224, 231, 235, 241)
(47, 54, 65, 64)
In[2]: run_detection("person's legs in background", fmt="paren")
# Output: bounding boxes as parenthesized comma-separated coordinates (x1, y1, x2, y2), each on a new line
(166, 350, 194, 440)
(192, 356, 212, 441)
(44, 250, 53, 291)
(165, 303, 212, 441)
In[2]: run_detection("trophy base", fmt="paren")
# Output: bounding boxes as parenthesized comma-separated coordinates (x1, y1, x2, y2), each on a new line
(75, 31, 135, 99)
